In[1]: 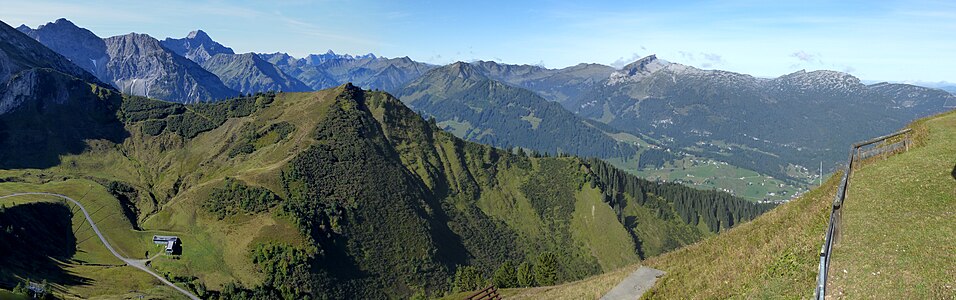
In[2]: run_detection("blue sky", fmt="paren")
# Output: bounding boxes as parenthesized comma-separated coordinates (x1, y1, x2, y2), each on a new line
(2, 0, 955, 82)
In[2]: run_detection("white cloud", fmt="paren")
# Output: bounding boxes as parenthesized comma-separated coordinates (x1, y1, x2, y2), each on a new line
(611, 52, 646, 68)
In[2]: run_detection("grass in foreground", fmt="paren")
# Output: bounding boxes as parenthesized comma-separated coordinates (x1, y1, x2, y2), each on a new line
(636, 168, 837, 298)
(827, 110, 956, 298)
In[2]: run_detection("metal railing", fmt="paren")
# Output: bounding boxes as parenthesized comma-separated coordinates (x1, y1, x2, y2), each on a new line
(813, 129, 911, 299)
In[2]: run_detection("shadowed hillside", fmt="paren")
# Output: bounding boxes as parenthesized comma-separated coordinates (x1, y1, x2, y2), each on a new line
(0, 201, 84, 287)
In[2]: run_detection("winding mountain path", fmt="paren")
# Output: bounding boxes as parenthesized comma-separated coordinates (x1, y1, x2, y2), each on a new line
(0, 192, 199, 300)
(600, 266, 665, 300)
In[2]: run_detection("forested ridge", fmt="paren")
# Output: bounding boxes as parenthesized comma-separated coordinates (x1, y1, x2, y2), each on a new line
(194, 85, 774, 299)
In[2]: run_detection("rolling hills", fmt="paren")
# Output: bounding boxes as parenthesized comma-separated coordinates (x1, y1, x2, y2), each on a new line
(20, 18, 952, 205)
(0, 84, 770, 299)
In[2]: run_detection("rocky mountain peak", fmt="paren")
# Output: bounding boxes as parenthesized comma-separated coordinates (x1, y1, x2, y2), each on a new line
(24, 18, 91, 37)
(446, 61, 485, 80)
(14, 19, 108, 81)
(161, 30, 234, 64)
(0, 20, 106, 114)
(608, 54, 671, 85)
(621, 55, 667, 75)
(186, 29, 209, 40)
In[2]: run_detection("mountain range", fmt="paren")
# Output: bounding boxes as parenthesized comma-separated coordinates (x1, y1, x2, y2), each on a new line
(3, 14, 956, 299)
(0, 18, 771, 298)
(162, 30, 311, 94)
(16, 18, 444, 103)
(14, 17, 956, 191)
(396, 62, 638, 159)
(17, 19, 236, 103)
(161, 29, 236, 65)
(260, 50, 435, 92)
(560, 55, 953, 181)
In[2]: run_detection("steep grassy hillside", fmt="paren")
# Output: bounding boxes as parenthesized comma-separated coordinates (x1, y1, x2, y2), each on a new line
(632, 109, 956, 299)
(828, 110, 955, 298)
(0, 83, 770, 299)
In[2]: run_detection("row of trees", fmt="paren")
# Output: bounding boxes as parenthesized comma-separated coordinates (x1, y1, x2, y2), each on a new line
(637, 148, 678, 169)
(121, 92, 276, 139)
(203, 177, 280, 219)
(11, 280, 52, 299)
(453, 252, 560, 292)
(586, 158, 775, 233)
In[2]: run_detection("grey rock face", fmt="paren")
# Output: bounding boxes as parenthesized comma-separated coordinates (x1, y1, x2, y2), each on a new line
(260, 52, 435, 93)
(161, 30, 235, 65)
(201, 52, 310, 94)
(16, 18, 109, 81)
(0, 20, 104, 114)
(1, 20, 97, 84)
(104, 33, 237, 103)
(17, 19, 236, 103)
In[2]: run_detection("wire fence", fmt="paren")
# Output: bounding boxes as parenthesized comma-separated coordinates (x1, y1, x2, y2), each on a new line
(813, 129, 912, 300)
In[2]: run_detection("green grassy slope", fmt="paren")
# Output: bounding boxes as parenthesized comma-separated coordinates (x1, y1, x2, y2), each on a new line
(0, 91, 323, 298)
(0, 180, 186, 299)
(828, 110, 956, 298)
(631, 109, 956, 299)
(641, 175, 834, 298)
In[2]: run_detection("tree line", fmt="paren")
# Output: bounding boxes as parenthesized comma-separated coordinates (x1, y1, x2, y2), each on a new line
(586, 158, 775, 233)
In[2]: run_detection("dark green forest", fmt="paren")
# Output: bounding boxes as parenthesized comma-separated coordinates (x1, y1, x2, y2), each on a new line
(586, 158, 775, 233)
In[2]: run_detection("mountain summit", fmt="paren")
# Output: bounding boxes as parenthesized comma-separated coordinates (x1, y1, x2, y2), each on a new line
(201, 52, 310, 93)
(15, 18, 109, 79)
(162, 29, 235, 64)
(186, 29, 210, 40)
(608, 54, 673, 84)
(104, 32, 236, 102)
(18, 19, 237, 103)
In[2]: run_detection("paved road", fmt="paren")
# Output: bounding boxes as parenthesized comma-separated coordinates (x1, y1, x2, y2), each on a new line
(0, 192, 199, 300)
(600, 266, 665, 300)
